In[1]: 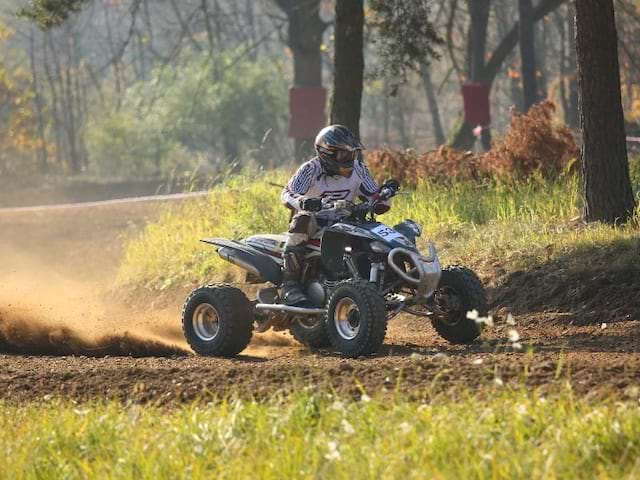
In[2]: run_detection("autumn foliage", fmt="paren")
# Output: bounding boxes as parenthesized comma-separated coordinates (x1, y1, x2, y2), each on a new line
(366, 101, 578, 185)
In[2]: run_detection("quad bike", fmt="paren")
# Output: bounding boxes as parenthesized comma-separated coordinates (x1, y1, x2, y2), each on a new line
(182, 180, 487, 358)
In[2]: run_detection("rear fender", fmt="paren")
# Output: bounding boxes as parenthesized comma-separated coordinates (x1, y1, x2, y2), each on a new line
(201, 238, 283, 285)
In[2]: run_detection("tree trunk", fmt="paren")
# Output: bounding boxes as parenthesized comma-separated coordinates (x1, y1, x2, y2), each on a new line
(43, 33, 63, 168)
(467, 0, 491, 81)
(519, 0, 538, 111)
(29, 27, 48, 173)
(63, 33, 81, 174)
(275, 0, 325, 160)
(420, 63, 446, 146)
(383, 79, 390, 144)
(576, 0, 635, 224)
(555, 9, 570, 120)
(451, 0, 491, 150)
(395, 90, 410, 149)
(330, 0, 364, 139)
(567, 5, 579, 129)
(536, 14, 548, 99)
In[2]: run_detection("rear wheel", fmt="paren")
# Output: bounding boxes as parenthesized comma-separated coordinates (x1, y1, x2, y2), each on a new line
(325, 280, 387, 358)
(182, 284, 253, 357)
(431, 266, 487, 344)
(290, 316, 331, 348)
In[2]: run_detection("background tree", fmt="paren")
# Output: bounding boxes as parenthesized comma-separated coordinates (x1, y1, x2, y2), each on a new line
(449, 0, 566, 150)
(576, 0, 636, 223)
(349, 0, 441, 142)
(8, 0, 640, 182)
(274, 0, 327, 159)
(519, 0, 538, 111)
(329, 0, 364, 138)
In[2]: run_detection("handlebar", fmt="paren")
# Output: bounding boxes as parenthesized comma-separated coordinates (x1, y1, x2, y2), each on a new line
(321, 180, 400, 222)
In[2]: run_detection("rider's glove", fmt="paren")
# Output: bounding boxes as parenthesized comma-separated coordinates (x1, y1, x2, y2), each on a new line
(300, 197, 323, 212)
(383, 179, 400, 193)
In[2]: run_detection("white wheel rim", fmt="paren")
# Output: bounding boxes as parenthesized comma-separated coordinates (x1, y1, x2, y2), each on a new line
(193, 303, 220, 341)
(334, 297, 360, 340)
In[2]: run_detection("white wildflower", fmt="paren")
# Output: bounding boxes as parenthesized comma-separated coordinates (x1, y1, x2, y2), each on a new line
(511, 342, 523, 351)
(494, 377, 504, 387)
(325, 441, 342, 462)
(399, 421, 412, 434)
(601, 323, 608, 330)
(341, 419, 355, 435)
(360, 394, 371, 403)
(516, 404, 527, 416)
(612, 421, 621, 434)
(507, 329, 520, 342)
(506, 313, 516, 325)
(472, 358, 484, 365)
(330, 401, 345, 412)
(585, 410, 604, 421)
(624, 386, 640, 398)
(472, 313, 494, 327)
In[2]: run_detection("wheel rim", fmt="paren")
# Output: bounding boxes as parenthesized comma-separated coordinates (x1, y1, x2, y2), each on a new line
(434, 286, 465, 326)
(297, 316, 321, 330)
(334, 297, 361, 340)
(192, 303, 220, 341)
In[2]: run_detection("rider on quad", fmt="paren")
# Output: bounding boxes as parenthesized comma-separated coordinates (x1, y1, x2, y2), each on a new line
(281, 124, 392, 306)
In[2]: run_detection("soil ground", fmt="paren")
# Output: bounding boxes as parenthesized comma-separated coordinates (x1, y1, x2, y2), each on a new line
(0, 200, 639, 405)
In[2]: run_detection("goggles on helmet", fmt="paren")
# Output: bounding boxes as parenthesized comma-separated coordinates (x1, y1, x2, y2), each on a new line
(335, 149, 358, 164)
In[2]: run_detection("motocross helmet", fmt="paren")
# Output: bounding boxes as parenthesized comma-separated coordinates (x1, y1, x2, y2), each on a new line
(315, 124, 364, 174)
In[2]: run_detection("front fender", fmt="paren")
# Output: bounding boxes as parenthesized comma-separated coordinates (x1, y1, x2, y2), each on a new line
(319, 230, 351, 277)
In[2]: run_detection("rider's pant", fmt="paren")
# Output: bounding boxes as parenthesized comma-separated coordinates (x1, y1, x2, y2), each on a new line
(286, 212, 319, 247)
(282, 212, 320, 284)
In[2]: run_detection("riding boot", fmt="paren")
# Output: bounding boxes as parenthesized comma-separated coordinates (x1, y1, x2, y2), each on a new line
(282, 247, 310, 307)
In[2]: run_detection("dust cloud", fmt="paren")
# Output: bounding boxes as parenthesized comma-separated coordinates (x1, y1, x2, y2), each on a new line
(0, 250, 189, 356)
(0, 205, 294, 358)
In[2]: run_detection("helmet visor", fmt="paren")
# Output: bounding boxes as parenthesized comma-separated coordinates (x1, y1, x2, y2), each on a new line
(335, 150, 358, 164)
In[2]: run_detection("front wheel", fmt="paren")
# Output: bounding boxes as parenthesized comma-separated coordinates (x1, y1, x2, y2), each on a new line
(325, 280, 387, 358)
(182, 284, 253, 357)
(431, 266, 487, 344)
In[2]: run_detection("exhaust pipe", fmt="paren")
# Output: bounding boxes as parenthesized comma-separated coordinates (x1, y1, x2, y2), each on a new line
(255, 304, 326, 315)
(217, 247, 260, 277)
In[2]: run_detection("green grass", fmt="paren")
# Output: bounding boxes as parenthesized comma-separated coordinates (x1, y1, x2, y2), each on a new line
(2, 389, 640, 479)
(118, 166, 640, 290)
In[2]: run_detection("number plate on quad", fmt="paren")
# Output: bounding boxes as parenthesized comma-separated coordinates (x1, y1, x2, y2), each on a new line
(371, 225, 404, 241)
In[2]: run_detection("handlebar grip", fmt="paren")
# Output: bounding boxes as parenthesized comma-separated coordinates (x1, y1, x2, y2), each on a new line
(379, 188, 394, 200)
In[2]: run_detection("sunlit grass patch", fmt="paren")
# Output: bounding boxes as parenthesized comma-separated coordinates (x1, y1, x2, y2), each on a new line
(118, 169, 639, 290)
(118, 171, 291, 289)
(2, 389, 640, 479)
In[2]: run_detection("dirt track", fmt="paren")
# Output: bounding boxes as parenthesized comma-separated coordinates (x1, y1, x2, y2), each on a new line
(1, 199, 639, 404)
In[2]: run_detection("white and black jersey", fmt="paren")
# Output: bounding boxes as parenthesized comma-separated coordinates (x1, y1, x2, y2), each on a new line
(282, 157, 390, 218)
